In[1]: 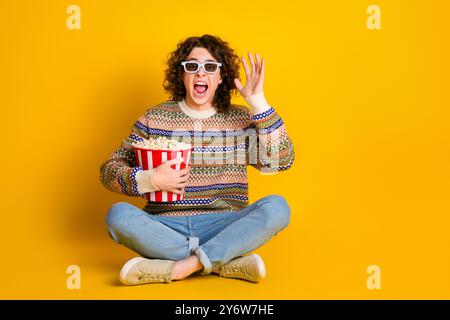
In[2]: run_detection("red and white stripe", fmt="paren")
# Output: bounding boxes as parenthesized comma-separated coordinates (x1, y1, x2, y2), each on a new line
(133, 147, 192, 202)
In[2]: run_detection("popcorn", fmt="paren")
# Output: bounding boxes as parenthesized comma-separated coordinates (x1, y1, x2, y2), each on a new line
(132, 137, 191, 151)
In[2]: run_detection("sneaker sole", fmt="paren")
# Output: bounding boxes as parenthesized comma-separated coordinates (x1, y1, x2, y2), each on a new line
(119, 256, 148, 285)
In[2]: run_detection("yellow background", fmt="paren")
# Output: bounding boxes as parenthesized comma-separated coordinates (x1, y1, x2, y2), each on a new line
(1, 0, 449, 299)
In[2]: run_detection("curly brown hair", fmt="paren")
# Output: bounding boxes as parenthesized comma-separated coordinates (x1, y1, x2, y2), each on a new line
(163, 34, 241, 113)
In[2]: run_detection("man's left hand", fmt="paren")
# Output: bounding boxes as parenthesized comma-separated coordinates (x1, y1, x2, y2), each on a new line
(234, 52, 265, 98)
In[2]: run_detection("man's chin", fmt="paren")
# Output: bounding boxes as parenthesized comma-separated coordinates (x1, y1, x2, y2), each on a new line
(188, 95, 210, 107)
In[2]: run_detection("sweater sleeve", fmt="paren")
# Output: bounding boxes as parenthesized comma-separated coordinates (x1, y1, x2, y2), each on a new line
(99, 112, 155, 197)
(245, 93, 295, 173)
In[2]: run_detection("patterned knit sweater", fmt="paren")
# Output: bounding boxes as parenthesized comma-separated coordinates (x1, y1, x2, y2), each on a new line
(100, 95, 295, 216)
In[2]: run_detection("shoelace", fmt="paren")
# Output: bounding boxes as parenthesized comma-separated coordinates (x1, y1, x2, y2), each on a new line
(138, 267, 170, 282)
(221, 263, 252, 278)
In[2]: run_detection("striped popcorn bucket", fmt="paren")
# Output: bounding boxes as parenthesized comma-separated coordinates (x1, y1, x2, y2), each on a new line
(133, 146, 193, 202)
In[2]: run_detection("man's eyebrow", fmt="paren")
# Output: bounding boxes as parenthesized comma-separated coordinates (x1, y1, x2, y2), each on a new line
(186, 58, 217, 62)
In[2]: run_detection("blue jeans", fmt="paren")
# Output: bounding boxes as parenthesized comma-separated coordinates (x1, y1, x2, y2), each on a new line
(105, 194, 290, 274)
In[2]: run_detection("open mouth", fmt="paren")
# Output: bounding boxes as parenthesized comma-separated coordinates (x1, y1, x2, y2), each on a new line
(193, 83, 208, 96)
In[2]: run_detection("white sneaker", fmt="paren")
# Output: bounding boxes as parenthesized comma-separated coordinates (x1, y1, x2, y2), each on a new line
(219, 254, 266, 283)
(119, 257, 175, 285)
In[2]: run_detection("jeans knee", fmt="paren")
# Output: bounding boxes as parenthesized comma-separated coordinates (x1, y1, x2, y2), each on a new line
(105, 202, 137, 244)
(265, 194, 291, 230)
(105, 202, 133, 230)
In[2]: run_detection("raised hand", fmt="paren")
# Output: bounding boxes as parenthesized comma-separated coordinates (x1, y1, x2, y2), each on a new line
(234, 52, 265, 98)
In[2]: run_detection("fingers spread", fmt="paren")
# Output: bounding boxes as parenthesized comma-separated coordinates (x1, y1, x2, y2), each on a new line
(241, 56, 250, 76)
(248, 52, 256, 73)
(261, 57, 265, 80)
(255, 53, 261, 74)
(234, 78, 243, 91)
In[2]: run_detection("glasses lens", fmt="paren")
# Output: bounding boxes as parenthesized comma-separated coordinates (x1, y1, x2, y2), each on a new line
(204, 63, 218, 73)
(185, 62, 199, 72)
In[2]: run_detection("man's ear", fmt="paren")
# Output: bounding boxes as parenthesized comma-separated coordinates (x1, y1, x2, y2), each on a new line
(219, 77, 223, 84)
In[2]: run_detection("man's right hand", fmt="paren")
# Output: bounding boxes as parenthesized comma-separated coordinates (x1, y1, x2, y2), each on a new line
(151, 157, 190, 195)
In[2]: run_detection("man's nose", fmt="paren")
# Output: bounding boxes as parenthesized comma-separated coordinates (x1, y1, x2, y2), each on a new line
(196, 66, 207, 76)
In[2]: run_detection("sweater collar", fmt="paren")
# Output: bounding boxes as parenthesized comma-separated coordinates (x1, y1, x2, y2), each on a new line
(178, 99, 217, 119)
